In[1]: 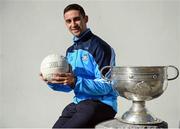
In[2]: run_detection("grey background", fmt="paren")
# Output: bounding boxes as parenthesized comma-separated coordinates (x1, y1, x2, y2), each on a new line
(0, 0, 180, 128)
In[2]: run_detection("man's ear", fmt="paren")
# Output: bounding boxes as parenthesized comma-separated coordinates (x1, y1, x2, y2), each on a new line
(85, 15, 88, 23)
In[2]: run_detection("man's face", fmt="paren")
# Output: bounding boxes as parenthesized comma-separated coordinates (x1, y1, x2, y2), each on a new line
(64, 10, 88, 37)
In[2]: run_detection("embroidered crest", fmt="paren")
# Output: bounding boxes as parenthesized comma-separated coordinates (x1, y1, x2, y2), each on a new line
(82, 54, 88, 61)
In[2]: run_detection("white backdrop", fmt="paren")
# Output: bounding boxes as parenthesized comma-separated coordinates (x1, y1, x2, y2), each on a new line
(0, 0, 180, 128)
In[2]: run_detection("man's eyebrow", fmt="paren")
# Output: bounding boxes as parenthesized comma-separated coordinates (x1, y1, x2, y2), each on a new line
(65, 16, 81, 20)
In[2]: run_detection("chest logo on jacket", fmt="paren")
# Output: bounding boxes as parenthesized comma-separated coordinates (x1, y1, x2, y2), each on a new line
(82, 54, 88, 61)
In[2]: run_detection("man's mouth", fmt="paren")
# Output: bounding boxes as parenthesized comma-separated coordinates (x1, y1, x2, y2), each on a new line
(71, 29, 79, 32)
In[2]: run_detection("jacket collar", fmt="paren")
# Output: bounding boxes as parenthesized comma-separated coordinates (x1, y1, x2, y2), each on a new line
(73, 28, 91, 43)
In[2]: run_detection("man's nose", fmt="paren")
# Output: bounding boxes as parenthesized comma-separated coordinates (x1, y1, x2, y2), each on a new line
(71, 21, 77, 27)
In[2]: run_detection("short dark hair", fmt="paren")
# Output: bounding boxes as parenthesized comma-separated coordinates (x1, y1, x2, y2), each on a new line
(63, 4, 86, 17)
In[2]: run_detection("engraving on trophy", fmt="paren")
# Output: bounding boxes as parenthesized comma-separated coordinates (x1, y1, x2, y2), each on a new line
(132, 81, 152, 95)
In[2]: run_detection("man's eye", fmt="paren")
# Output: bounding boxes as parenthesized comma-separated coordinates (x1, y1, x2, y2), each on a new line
(66, 20, 71, 24)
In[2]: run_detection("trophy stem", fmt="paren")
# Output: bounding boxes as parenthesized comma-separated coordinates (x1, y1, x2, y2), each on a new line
(120, 100, 162, 124)
(131, 101, 146, 112)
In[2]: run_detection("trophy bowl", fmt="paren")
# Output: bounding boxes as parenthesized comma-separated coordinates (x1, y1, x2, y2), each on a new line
(101, 65, 179, 125)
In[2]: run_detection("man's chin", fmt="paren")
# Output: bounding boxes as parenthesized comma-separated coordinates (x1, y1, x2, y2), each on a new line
(72, 32, 81, 37)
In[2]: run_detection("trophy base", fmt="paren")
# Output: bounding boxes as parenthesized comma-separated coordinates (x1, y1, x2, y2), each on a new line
(95, 118, 168, 129)
(120, 101, 163, 125)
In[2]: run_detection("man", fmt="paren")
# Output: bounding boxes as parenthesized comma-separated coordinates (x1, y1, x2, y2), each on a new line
(41, 3, 118, 128)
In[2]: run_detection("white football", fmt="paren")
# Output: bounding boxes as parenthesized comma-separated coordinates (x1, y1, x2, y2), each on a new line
(40, 54, 70, 81)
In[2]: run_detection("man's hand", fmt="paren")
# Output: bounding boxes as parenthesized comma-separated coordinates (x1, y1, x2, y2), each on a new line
(51, 73, 76, 86)
(40, 73, 76, 87)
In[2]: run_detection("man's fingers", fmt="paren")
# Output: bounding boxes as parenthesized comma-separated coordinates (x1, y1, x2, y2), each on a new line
(54, 73, 67, 77)
(51, 76, 67, 81)
(50, 80, 65, 84)
(55, 72, 73, 77)
(42, 72, 74, 85)
(64, 72, 73, 76)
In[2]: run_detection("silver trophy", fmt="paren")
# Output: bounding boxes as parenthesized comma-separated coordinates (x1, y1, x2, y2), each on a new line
(101, 65, 179, 124)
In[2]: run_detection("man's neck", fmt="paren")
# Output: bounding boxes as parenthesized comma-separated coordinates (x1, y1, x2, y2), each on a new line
(73, 28, 90, 42)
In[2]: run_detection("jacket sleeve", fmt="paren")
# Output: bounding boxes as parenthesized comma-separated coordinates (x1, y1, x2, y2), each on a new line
(74, 77, 116, 96)
(47, 83, 72, 92)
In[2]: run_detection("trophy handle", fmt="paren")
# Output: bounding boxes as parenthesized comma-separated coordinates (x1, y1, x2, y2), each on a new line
(100, 66, 112, 81)
(167, 65, 179, 81)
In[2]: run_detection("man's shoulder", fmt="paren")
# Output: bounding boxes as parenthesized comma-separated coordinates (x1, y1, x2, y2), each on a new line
(91, 34, 111, 51)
